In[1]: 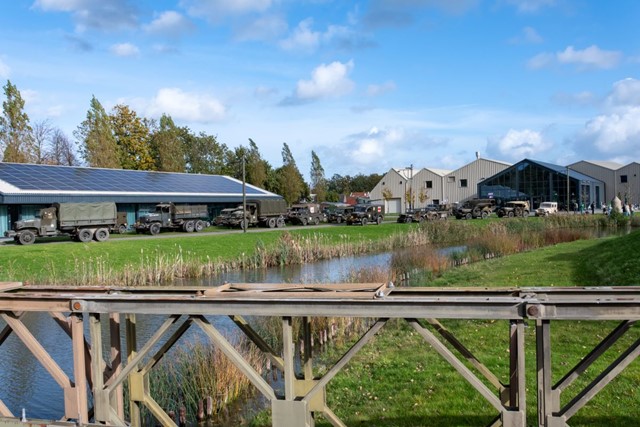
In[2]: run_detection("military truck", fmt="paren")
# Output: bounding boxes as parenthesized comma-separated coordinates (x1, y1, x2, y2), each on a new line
(214, 207, 236, 226)
(496, 201, 530, 218)
(5, 202, 118, 245)
(327, 206, 354, 224)
(135, 203, 209, 235)
(287, 203, 324, 226)
(346, 204, 384, 225)
(397, 207, 427, 223)
(223, 199, 287, 229)
(423, 204, 453, 221)
(454, 199, 496, 220)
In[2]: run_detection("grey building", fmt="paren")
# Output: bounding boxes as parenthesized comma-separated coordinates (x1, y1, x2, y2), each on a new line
(568, 160, 640, 205)
(0, 162, 282, 235)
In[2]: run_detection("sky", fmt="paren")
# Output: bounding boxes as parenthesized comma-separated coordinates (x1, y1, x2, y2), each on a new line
(1, 0, 639, 180)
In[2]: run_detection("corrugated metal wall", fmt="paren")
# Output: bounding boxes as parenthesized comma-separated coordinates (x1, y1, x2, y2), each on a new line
(444, 159, 511, 204)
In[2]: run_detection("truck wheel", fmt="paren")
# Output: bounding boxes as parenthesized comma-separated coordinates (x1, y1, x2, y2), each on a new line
(508, 211, 514, 218)
(149, 223, 161, 235)
(94, 228, 110, 242)
(268, 218, 277, 228)
(301, 218, 308, 226)
(481, 211, 489, 219)
(313, 217, 320, 226)
(184, 221, 195, 232)
(17, 230, 36, 245)
(523, 210, 529, 218)
(465, 213, 472, 220)
(194, 220, 205, 232)
(276, 217, 285, 228)
(118, 225, 127, 234)
(336, 216, 342, 224)
(240, 219, 249, 230)
(78, 228, 94, 243)
(362, 218, 368, 226)
(377, 216, 383, 225)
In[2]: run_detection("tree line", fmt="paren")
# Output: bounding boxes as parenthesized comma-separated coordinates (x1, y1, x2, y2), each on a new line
(0, 80, 381, 204)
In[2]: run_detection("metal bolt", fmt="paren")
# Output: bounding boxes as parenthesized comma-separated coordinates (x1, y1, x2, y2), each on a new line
(527, 305, 539, 317)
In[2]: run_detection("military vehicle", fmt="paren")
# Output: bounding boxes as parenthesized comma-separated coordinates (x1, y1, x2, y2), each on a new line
(327, 206, 354, 224)
(496, 201, 530, 218)
(287, 203, 324, 226)
(5, 202, 118, 245)
(397, 207, 427, 223)
(346, 204, 384, 225)
(223, 199, 288, 229)
(535, 202, 558, 217)
(214, 208, 236, 226)
(423, 204, 453, 221)
(135, 203, 209, 235)
(115, 212, 129, 233)
(454, 198, 496, 220)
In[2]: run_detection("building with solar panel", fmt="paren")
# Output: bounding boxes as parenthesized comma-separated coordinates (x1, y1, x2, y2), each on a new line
(0, 162, 283, 236)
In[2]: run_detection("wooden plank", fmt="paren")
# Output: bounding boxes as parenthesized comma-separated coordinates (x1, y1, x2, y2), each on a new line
(0, 282, 22, 293)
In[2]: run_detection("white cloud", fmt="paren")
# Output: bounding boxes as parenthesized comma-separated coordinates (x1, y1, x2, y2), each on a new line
(181, 0, 273, 22)
(557, 45, 622, 69)
(366, 81, 396, 96)
(294, 60, 355, 100)
(147, 87, 226, 123)
(605, 78, 640, 111)
(0, 58, 10, 78)
(510, 26, 543, 44)
(279, 18, 320, 53)
(110, 43, 140, 57)
(33, 0, 137, 32)
(528, 45, 622, 70)
(487, 129, 552, 161)
(504, 0, 556, 13)
(144, 11, 194, 37)
(347, 127, 405, 166)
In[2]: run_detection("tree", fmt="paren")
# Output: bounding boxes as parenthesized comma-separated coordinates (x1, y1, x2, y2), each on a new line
(274, 143, 307, 204)
(0, 80, 35, 163)
(310, 150, 327, 202)
(110, 104, 154, 170)
(49, 128, 78, 166)
(32, 119, 54, 164)
(75, 95, 120, 168)
(149, 114, 186, 172)
(183, 129, 230, 175)
(245, 138, 270, 188)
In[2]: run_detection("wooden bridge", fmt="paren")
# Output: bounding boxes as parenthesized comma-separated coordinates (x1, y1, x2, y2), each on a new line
(0, 282, 639, 427)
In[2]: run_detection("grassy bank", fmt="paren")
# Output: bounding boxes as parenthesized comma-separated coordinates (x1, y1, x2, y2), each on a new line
(249, 230, 640, 427)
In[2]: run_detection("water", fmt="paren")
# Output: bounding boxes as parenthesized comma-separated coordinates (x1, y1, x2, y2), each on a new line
(0, 251, 393, 421)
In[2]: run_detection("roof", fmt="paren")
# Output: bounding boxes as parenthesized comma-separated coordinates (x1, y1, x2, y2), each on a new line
(525, 159, 603, 183)
(424, 168, 452, 176)
(570, 160, 624, 170)
(0, 162, 280, 204)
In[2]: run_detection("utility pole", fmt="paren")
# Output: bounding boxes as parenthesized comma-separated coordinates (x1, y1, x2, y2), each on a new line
(242, 156, 247, 233)
(566, 166, 570, 213)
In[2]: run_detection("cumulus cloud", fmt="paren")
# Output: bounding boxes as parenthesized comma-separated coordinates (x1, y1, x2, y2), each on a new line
(346, 127, 405, 166)
(234, 14, 287, 41)
(487, 129, 552, 161)
(294, 60, 355, 100)
(503, 0, 556, 13)
(110, 43, 140, 57)
(181, 0, 273, 22)
(144, 11, 194, 37)
(528, 45, 622, 70)
(572, 78, 640, 162)
(279, 18, 320, 52)
(33, 0, 138, 32)
(0, 58, 10, 79)
(147, 87, 226, 123)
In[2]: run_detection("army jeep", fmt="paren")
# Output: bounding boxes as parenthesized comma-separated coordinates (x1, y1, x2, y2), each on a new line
(454, 199, 496, 220)
(346, 204, 384, 226)
(496, 201, 530, 218)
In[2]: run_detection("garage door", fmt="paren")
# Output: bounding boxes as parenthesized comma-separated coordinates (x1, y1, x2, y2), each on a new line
(386, 198, 401, 214)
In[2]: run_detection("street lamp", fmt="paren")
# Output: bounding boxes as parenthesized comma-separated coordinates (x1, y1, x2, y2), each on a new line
(242, 155, 246, 233)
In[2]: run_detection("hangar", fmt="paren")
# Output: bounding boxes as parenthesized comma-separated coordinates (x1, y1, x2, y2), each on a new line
(0, 162, 283, 235)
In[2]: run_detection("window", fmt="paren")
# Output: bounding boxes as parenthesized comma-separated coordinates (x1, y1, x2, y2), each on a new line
(399, 181, 403, 185)
(460, 179, 468, 188)
(620, 175, 628, 183)
(447, 176, 455, 183)
(425, 180, 433, 189)
(381, 181, 385, 185)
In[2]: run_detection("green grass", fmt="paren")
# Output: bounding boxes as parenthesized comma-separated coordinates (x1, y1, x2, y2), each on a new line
(249, 229, 640, 427)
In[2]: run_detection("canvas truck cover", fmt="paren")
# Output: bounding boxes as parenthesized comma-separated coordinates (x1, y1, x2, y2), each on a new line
(254, 199, 287, 216)
(173, 204, 208, 218)
(54, 202, 117, 227)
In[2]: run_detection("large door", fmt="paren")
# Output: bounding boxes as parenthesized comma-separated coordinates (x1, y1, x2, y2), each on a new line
(385, 198, 401, 214)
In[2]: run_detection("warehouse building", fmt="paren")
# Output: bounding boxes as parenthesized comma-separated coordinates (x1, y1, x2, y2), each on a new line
(477, 159, 605, 210)
(568, 160, 640, 205)
(0, 162, 283, 235)
(369, 156, 511, 213)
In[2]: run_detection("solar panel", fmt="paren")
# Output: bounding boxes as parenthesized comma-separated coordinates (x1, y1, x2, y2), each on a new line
(0, 163, 269, 196)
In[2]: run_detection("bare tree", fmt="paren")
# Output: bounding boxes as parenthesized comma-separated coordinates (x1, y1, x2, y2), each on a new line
(50, 128, 78, 166)
(32, 119, 54, 164)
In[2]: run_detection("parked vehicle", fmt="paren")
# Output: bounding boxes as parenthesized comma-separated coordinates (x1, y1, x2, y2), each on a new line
(287, 203, 323, 226)
(397, 208, 427, 223)
(455, 199, 496, 220)
(423, 204, 453, 221)
(346, 204, 384, 225)
(536, 202, 558, 217)
(135, 203, 209, 235)
(328, 206, 354, 224)
(214, 208, 236, 226)
(496, 201, 530, 218)
(223, 199, 287, 229)
(115, 212, 129, 233)
(5, 202, 118, 245)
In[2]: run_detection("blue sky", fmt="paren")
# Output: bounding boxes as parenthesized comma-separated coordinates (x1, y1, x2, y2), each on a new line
(1, 0, 639, 179)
